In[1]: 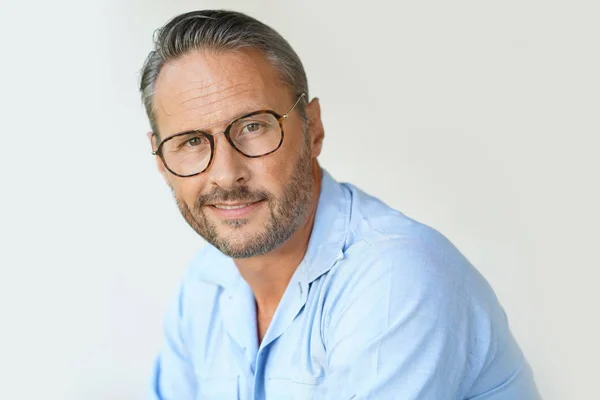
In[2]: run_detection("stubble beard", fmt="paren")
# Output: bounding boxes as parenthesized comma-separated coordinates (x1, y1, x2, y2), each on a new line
(175, 138, 314, 258)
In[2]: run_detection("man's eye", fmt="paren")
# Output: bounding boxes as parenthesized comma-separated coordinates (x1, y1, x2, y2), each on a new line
(186, 136, 204, 146)
(243, 122, 264, 133)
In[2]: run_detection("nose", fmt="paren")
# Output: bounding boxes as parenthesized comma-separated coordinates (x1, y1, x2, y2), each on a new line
(205, 134, 249, 189)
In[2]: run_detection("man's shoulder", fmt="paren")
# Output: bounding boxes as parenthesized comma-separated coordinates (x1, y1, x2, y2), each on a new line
(318, 183, 534, 398)
(343, 183, 480, 273)
(331, 220, 497, 308)
(323, 191, 520, 380)
(341, 181, 431, 246)
(331, 181, 505, 323)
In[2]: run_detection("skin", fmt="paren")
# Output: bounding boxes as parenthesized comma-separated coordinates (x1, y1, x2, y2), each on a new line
(149, 48, 325, 342)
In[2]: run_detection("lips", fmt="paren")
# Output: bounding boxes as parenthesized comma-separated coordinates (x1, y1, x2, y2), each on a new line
(209, 199, 263, 208)
(207, 199, 265, 219)
(213, 203, 253, 210)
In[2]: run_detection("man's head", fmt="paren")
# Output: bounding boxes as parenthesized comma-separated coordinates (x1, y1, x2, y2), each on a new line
(139, 10, 325, 259)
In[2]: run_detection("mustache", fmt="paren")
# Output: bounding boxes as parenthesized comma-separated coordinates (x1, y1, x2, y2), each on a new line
(196, 186, 270, 207)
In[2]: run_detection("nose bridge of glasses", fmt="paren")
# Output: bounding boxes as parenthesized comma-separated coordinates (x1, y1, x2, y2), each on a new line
(201, 115, 242, 140)
(210, 128, 227, 138)
(211, 125, 241, 156)
(202, 123, 242, 158)
(207, 129, 248, 176)
(190, 126, 232, 158)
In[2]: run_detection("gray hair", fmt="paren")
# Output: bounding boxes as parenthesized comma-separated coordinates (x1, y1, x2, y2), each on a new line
(139, 10, 309, 137)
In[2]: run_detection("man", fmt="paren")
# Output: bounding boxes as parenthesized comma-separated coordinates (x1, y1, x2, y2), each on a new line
(140, 10, 540, 400)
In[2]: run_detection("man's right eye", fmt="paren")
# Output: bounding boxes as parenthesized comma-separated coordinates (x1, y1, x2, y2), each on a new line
(179, 136, 208, 149)
(186, 136, 202, 146)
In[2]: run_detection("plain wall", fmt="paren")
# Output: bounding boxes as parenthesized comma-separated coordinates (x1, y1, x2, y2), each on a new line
(1, 0, 598, 398)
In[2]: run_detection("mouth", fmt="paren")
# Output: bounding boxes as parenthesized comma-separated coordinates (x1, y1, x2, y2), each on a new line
(213, 203, 254, 210)
(207, 199, 265, 219)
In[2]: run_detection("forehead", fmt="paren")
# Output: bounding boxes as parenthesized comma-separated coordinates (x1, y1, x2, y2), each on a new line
(153, 49, 289, 136)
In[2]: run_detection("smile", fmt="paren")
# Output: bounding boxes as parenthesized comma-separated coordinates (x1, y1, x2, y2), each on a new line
(208, 200, 265, 219)
(213, 204, 253, 210)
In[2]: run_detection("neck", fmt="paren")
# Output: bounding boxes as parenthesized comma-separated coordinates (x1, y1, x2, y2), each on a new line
(233, 162, 322, 313)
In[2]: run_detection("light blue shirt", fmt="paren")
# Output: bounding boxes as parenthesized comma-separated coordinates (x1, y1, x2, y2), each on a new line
(150, 169, 540, 399)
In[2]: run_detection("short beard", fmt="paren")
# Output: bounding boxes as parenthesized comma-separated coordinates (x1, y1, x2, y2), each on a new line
(175, 137, 313, 258)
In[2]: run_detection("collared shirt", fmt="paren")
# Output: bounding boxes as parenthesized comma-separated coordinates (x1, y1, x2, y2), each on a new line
(149, 169, 540, 399)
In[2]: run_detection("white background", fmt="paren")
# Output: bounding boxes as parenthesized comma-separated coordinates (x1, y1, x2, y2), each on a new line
(1, 0, 598, 399)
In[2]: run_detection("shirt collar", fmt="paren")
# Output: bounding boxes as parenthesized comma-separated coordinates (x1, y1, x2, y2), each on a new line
(193, 168, 350, 289)
(302, 168, 349, 282)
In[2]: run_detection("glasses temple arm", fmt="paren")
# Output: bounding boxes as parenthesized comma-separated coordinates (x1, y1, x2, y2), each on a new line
(282, 93, 306, 119)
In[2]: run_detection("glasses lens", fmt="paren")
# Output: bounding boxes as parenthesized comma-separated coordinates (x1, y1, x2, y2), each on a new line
(229, 113, 282, 156)
(161, 132, 211, 176)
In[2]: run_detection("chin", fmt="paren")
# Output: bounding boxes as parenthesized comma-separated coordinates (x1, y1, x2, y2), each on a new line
(215, 241, 270, 259)
(211, 228, 268, 258)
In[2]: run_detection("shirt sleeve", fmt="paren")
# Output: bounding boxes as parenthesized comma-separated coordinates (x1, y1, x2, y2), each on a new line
(148, 281, 197, 400)
(315, 237, 540, 400)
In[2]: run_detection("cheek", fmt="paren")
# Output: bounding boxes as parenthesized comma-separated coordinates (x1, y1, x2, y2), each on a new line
(169, 177, 205, 206)
(263, 132, 303, 177)
(255, 151, 291, 180)
(248, 155, 295, 203)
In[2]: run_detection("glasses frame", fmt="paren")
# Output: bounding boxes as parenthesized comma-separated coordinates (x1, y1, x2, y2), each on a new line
(152, 93, 306, 178)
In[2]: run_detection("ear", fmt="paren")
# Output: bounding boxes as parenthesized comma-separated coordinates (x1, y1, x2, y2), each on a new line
(147, 131, 169, 182)
(305, 97, 325, 158)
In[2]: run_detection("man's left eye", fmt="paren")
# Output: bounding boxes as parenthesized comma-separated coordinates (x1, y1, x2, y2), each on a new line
(244, 123, 261, 132)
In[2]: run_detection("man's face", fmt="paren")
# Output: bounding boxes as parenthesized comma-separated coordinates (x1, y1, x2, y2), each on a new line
(151, 49, 320, 258)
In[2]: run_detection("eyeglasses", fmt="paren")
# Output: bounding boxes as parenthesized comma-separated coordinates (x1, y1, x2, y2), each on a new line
(152, 93, 306, 178)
